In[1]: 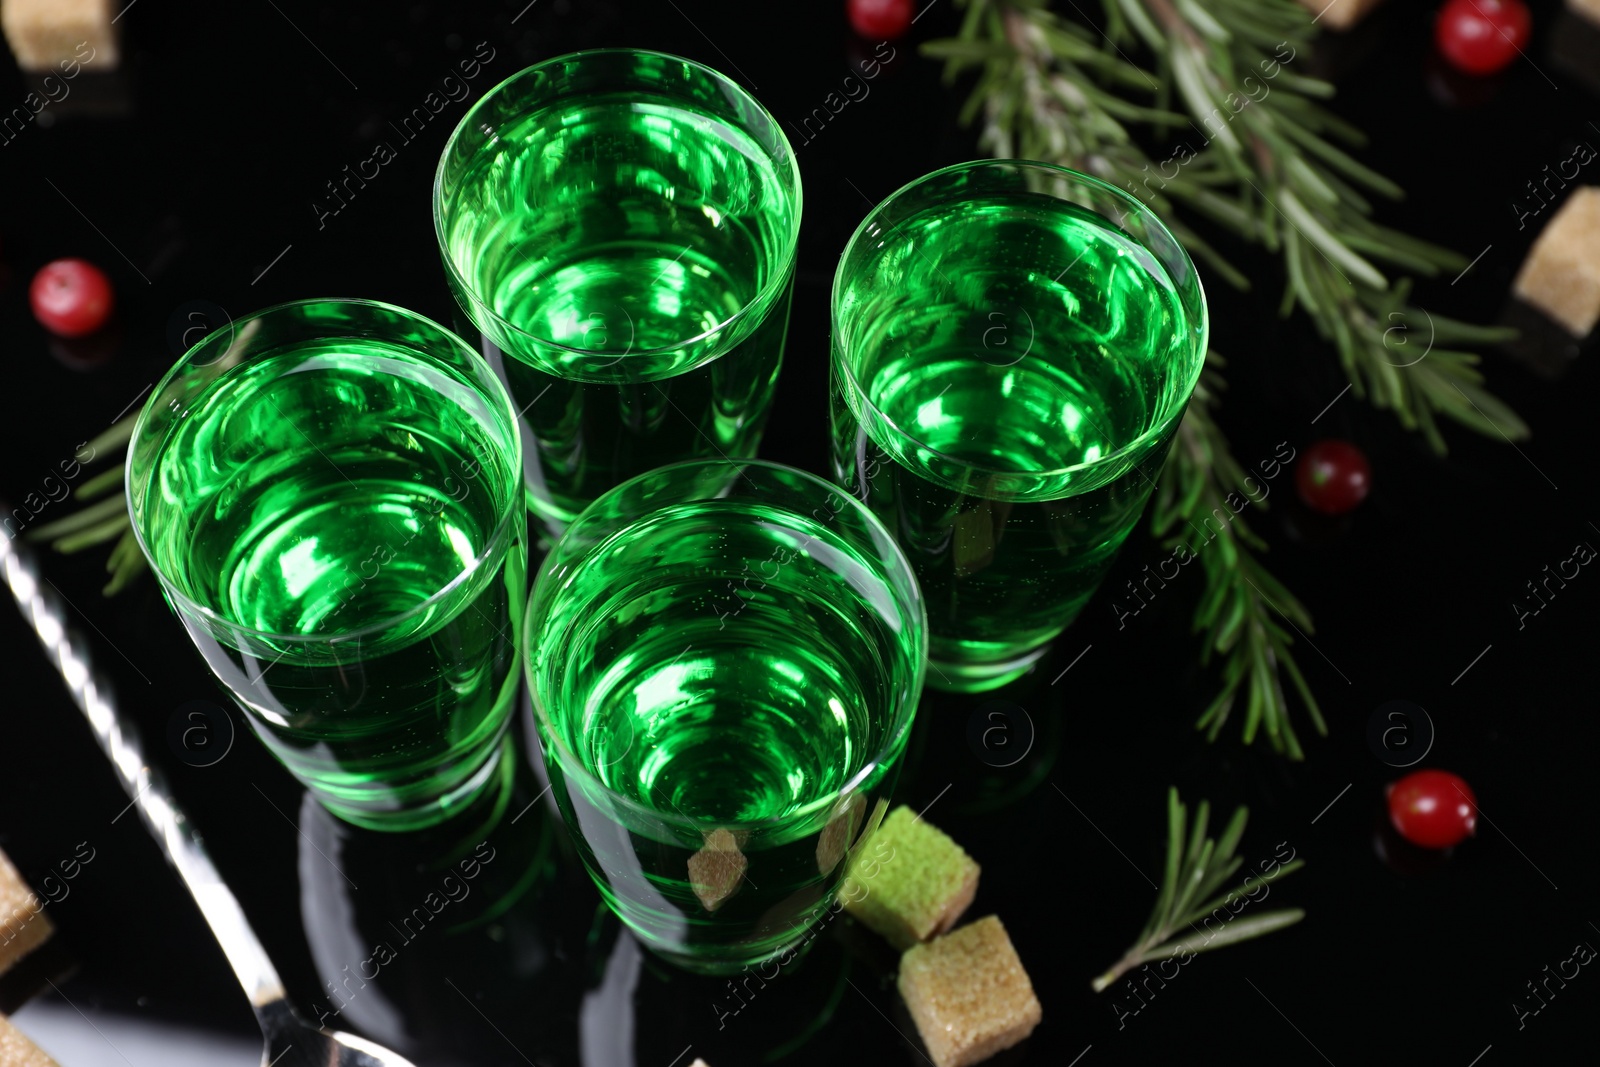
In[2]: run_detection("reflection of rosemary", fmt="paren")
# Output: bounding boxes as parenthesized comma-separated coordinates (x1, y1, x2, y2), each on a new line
(1092, 788, 1304, 993)
(927, 0, 1524, 757)
(26, 412, 144, 595)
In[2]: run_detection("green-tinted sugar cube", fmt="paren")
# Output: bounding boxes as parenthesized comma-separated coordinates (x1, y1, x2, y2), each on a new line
(843, 805, 979, 950)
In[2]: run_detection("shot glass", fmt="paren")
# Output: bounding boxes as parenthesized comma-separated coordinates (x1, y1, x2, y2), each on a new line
(831, 160, 1208, 692)
(524, 459, 925, 973)
(434, 49, 802, 538)
(127, 299, 527, 832)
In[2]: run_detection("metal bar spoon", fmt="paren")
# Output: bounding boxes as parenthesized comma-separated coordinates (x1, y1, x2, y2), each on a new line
(2, 517, 423, 1067)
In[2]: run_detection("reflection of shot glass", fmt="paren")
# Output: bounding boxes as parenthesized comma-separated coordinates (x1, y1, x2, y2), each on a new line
(127, 300, 527, 831)
(831, 161, 1208, 692)
(524, 460, 925, 974)
(434, 49, 803, 538)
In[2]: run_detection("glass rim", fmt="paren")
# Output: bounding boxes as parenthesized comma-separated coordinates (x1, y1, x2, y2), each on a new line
(125, 296, 526, 647)
(830, 158, 1209, 484)
(525, 457, 928, 833)
(431, 46, 804, 361)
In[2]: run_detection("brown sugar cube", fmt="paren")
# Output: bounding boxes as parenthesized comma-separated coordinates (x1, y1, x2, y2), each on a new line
(843, 805, 979, 950)
(0, 1014, 59, 1067)
(898, 916, 1042, 1067)
(687, 828, 746, 913)
(1297, 0, 1386, 30)
(1514, 186, 1600, 337)
(1569, 0, 1600, 30)
(1, 0, 119, 71)
(0, 851, 52, 978)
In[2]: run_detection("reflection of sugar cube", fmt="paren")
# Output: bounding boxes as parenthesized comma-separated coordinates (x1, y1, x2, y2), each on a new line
(815, 793, 865, 876)
(688, 828, 745, 912)
(954, 502, 1008, 577)
(0, 850, 53, 977)
(1297, 0, 1385, 30)
(1514, 186, 1600, 337)
(899, 916, 1043, 1067)
(843, 806, 979, 950)
(1, 0, 119, 71)
(0, 1014, 60, 1067)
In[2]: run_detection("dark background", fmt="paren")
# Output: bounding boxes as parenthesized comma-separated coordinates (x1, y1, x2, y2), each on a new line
(1, 0, 1597, 1064)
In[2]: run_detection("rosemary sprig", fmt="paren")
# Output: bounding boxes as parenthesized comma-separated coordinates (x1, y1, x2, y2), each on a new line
(1116, 0, 1527, 452)
(1092, 788, 1304, 992)
(926, 0, 1525, 757)
(1152, 351, 1325, 756)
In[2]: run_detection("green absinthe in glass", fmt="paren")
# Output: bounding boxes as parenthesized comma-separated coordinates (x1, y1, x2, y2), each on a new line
(128, 301, 526, 831)
(832, 161, 1207, 692)
(526, 461, 925, 973)
(435, 49, 802, 536)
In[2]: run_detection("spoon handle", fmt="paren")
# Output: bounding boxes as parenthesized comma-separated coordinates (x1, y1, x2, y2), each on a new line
(1, 519, 289, 1011)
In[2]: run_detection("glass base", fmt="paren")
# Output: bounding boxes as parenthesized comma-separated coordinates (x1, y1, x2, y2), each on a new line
(317, 730, 515, 833)
(634, 918, 823, 977)
(926, 643, 1051, 693)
